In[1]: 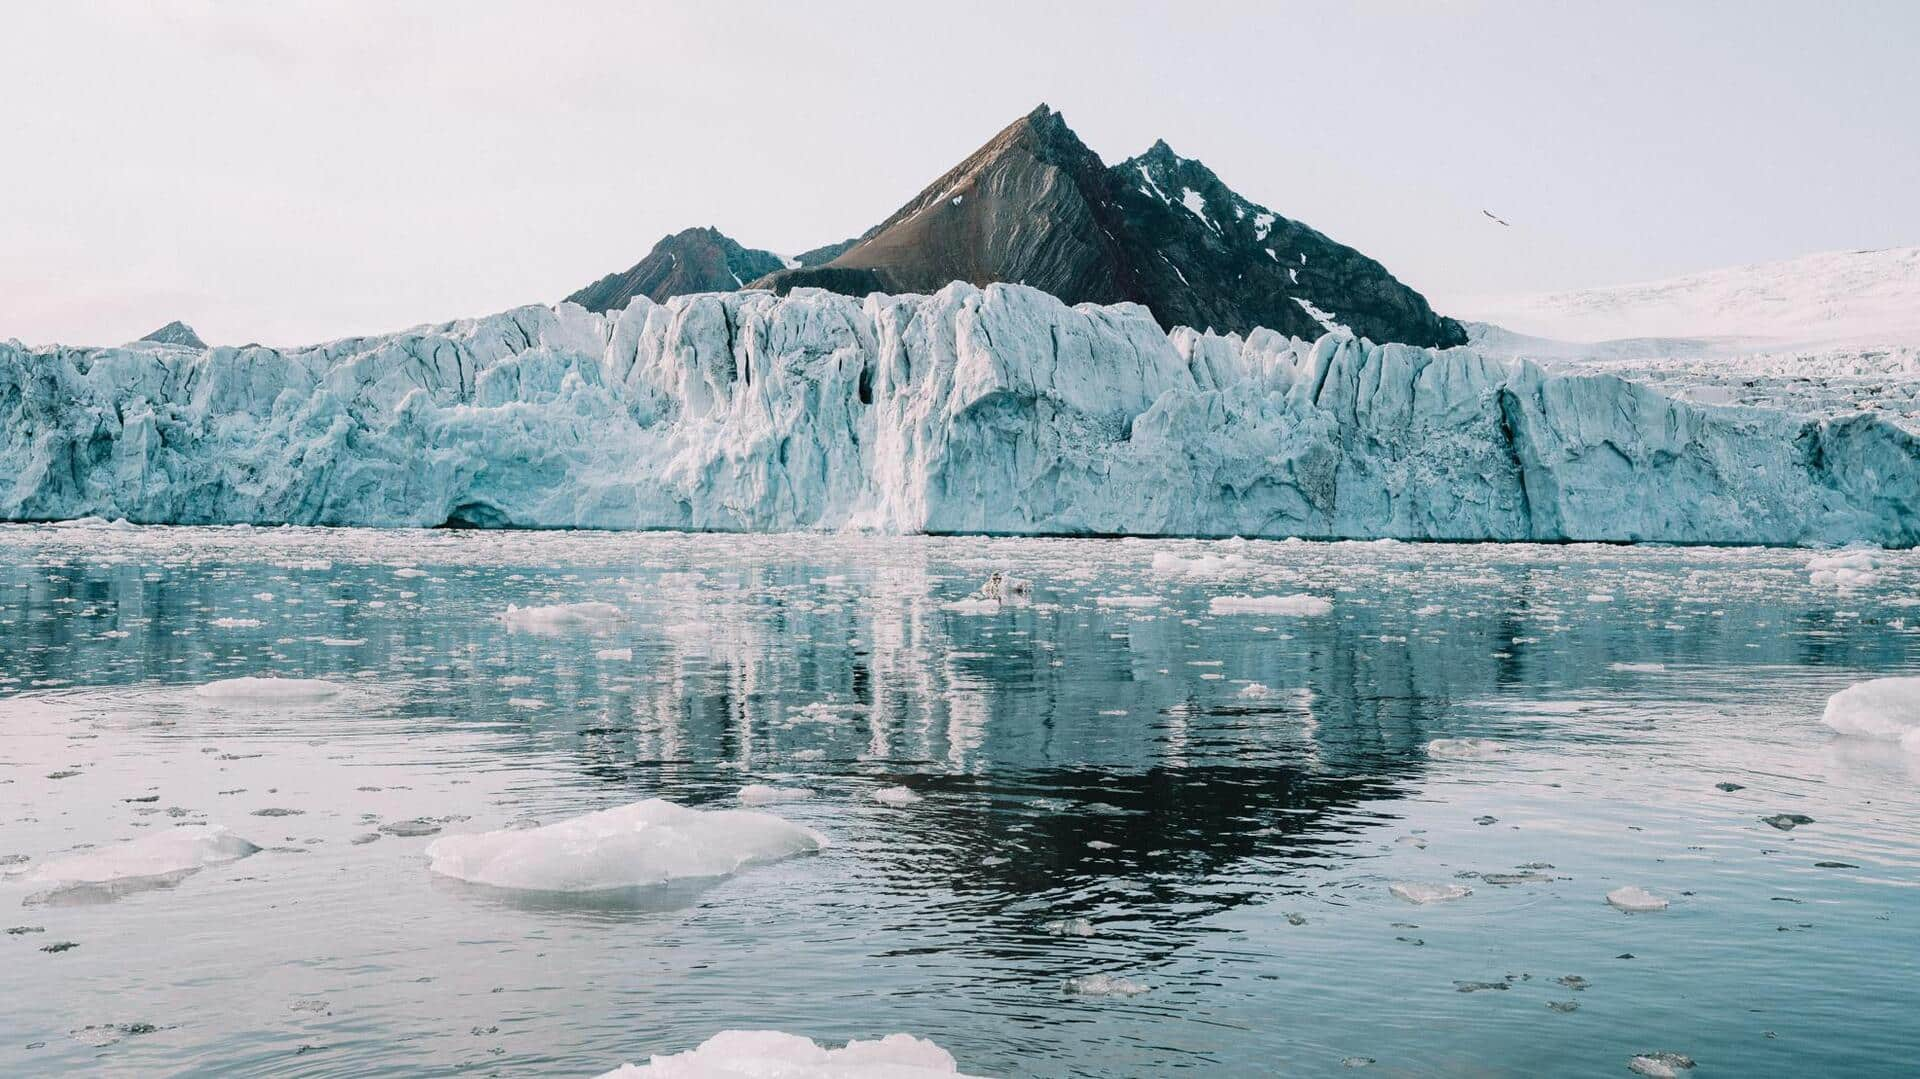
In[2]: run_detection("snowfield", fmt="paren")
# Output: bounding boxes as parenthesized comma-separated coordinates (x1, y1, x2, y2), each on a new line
(1454, 247, 1920, 433)
(4, 281, 1918, 545)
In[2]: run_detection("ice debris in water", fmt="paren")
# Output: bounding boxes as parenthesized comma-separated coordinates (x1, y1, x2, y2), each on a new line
(193, 677, 343, 702)
(23, 827, 259, 900)
(1209, 594, 1332, 616)
(738, 784, 816, 806)
(942, 597, 1002, 615)
(1606, 886, 1670, 912)
(1239, 682, 1275, 699)
(1628, 1051, 1696, 1077)
(423, 799, 825, 892)
(1151, 551, 1254, 577)
(980, 571, 1032, 599)
(1822, 676, 1920, 753)
(497, 601, 626, 633)
(1044, 917, 1097, 937)
(595, 1029, 983, 1078)
(1807, 548, 1881, 588)
(1426, 738, 1507, 760)
(1390, 882, 1471, 904)
(1062, 973, 1151, 996)
(871, 786, 922, 807)
(1095, 595, 1161, 608)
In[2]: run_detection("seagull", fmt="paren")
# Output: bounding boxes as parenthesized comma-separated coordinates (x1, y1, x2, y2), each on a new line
(1482, 209, 1511, 227)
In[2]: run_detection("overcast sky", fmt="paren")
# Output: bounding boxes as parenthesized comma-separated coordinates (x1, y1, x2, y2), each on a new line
(4, 0, 1916, 347)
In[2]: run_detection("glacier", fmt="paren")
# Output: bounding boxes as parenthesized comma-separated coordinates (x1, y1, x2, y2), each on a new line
(3, 282, 1918, 545)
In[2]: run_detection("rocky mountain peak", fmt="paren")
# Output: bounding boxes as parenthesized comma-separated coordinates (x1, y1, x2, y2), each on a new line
(136, 320, 206, 349)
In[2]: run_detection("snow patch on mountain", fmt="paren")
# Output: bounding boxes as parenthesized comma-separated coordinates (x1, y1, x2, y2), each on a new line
(1, 283, 1916, 545)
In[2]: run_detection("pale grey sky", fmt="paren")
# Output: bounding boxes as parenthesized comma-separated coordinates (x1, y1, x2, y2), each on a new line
(3, 0, 1916, 347)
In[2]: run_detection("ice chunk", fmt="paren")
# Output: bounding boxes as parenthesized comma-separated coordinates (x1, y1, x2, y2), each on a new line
(193, 677, 343, 702)
(23, 826, 259, 902)
(1822, 676, 1920, 752)
(424, 799, 826, 892)
(498, 601, 626, 632)
(942, 597, 1002, 615)
(1062, 973, 1150, 996)
(1628, 1051, 1695, 1077)
(1239, 682, 1275, 699)
(871, 786, 922, 807)
(596, 647, 634, 661)
(1426, 738, 1507, 760)
(210, 617, 263, 628)
(738, 784, 816, 806)
(1390, 882, 1472, 904)
(595, 1030, 983, 1078)
(1095, 595, 1161, 608)
(1210, 594, 1332, 616)
(1808, 549, 1881, 588)
(1606, 886, 1669, 912)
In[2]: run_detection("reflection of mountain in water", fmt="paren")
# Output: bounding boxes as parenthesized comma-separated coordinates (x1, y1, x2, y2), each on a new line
(0, 538, 1910, 936)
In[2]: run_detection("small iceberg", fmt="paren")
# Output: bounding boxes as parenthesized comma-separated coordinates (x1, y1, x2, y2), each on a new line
(596, 1030, 984, 1078)
(1822, 676, 1920, 753)
(1606, 886, 1669, 912)
(1389, 881, 1472, 904)
(738, 784, 816, 806)
(22, 827, 260, 904)
(192, 677, 343, 702)
(498, 601, 626, 633)
(1209, 594, 1332, 616)
(424, 799, 825, 893)
(871, 786, 922, 807)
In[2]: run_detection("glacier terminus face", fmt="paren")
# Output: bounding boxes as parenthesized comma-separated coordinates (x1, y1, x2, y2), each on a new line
(3, 282, 1916, 546)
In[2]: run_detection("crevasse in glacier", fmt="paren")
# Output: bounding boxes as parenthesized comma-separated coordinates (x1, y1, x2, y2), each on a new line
(2, 282, 1916, 545)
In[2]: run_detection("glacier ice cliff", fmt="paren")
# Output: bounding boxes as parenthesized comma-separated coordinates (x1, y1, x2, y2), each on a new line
(3, 283, 1918, 545)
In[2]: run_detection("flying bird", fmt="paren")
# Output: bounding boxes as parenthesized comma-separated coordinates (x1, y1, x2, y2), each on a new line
(1482, 209, 1511, 227)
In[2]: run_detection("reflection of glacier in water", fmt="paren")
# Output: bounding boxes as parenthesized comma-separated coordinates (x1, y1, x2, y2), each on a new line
(1, 524, 1919, 1076)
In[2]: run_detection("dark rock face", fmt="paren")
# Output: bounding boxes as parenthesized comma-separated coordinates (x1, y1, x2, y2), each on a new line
(136, 320, 206, 349)
(566, 227, 787, 312)
(755, 106, 1464, 348)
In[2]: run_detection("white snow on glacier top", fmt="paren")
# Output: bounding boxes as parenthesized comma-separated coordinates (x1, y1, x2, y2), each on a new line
(1450, 246, 1920, 350)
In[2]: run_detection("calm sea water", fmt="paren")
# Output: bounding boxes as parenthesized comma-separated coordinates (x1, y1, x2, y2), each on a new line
(1, 524, 1916, 1077)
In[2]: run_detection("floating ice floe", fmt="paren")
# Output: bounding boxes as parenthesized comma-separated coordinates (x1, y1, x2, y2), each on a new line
(1151, 551, 1254, 577)
(498, 601, 626, 633)
(596, 647, 634, 661)
(1426, 738, 1507, 760)
(1095, 595, 1161, 608)
(423, 799, 826, 892)
(595, 1030, 984, 1078)
(1063, 973, 1151, 997)
(1239, 682, 1276, 699)
(1605, 886, 1669, 912)
(1389, 882, 1472, 904)
(1628, 1051, 1696, 1077)
(1807, 548, 1882, 588)
(192, 677, 343, 702)
(209, 617, 263, 628)
(738, 785, 816, 806)
(1210, 594, 1332, 616)
(871, 786, 922, 807)
(942, 597, 1002, 615)
(1822, 676, 1920, 753)
(1043, 917, 1097, 937)
(22, 826, 259, 903)
(1609, 662, 1667, 673)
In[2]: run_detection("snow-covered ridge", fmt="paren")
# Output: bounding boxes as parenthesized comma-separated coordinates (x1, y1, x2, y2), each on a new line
(1452, 246, 1920, 350)
(2, 282, 1917, 546)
